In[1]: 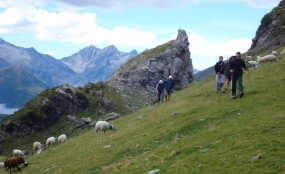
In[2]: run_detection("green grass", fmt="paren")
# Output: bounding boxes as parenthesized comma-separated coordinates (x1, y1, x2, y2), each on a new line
(4, 56, 285, 174)
(0, 83, 132, 155)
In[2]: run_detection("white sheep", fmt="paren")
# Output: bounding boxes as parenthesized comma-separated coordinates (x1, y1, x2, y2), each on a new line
(281, 48, 285, 57)
(246, 61, 259, 70)
(13, 149, 24, 157)
(95, 121, 117, 138)
(33, 142, 42, 155)
(46, 137, 56, 149)
(271, 50, 278, 56)
(0, 162, 4, 169)
(58, 134, 67, 144)
(257, 55, 278, 65)
(36, 149, 42, 154)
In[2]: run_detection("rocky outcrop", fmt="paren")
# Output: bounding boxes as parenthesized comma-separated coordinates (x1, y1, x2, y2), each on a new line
(108, 29, 195, 106)
(0, 81, 123, 139)
(248, 1, 285, 55)
(0, 84, 89, 136)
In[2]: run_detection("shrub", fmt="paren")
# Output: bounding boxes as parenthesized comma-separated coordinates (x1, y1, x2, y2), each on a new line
(261, 13, 272, 26)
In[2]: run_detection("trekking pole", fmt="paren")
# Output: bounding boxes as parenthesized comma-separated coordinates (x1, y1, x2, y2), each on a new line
(247, 71, 252, 92)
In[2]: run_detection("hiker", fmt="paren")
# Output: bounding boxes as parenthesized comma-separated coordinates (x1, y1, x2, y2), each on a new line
(229, 52, 248, 99)
(224, 57, 232, 92)
(156, 80, 165, 103)
(164, 76, 175, 102)
(214, 56, 225, 92)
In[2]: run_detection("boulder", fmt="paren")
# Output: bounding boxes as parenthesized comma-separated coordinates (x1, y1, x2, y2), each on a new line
(66, 115, 77, 122)
(104, 113, 121, 121)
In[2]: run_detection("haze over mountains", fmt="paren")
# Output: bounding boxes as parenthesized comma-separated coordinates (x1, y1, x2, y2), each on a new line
(0, 38, 139, 114)
(60, 45, 138, 82)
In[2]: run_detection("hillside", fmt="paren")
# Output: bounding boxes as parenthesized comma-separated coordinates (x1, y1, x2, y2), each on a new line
(8, 47, 285, 173)
(247, 0, 285, 55)
(0, 66, 48, 109)
(194, 65, 214, 82)
(107, 29, 195, 111)
(0, 82, 131, 155)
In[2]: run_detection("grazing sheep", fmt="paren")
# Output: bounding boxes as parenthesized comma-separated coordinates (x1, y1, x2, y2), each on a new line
(13, 149, 24, 157)
(95, 121, 117, 138)
(33, 142, 42, 155)
(246, 61, 259, 70)
(271, 50, 278, 56)
(257, 55, 278, 65)
(58, 134, 67, 144)
(281, 48, 285, 57)
(4, 157, 27, 173)
(46, 137, 56, 149)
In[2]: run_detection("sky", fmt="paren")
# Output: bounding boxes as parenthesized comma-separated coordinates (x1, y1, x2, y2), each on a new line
(0, 0, 281, 71)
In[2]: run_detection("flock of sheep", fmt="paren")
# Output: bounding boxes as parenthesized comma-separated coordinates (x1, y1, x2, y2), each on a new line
(245, 48, 285, 69)
(0, 120, 116, 173)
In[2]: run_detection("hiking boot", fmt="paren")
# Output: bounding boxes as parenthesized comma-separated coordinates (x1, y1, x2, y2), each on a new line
(239, 92, 244, 98)
(231, 96, 236, 99)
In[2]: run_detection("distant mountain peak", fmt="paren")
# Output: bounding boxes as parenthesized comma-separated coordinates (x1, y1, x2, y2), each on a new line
(60, 45, 138, 81)
(130, 49, 138, 55)
(104, 45, 118, 51)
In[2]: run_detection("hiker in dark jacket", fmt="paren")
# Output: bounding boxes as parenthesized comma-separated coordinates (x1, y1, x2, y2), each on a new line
(229, 52, 248, 99)
(156, 80, 165, 103)
(224, 57, 233, 92)
(164, 76, 174, 102)
(214, 56, 225, 92)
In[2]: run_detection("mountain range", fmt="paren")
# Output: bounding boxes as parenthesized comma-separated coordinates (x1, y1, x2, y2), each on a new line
(0, 39, 138, 113)
(60, 45, 138, 82)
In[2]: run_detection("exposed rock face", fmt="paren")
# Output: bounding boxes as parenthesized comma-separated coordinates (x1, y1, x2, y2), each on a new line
(0, 84, 89, 136)
(0, 81, 121, 138)
(108, 29, 195, 106)
(248, 1, 285, 55)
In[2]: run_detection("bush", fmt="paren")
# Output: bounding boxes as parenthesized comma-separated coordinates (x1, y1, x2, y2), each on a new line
(261, 13, 272, 26)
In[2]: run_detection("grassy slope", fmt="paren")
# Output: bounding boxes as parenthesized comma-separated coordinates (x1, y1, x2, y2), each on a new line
(3, 54, 285, 174)
(0, 83, 130, 156)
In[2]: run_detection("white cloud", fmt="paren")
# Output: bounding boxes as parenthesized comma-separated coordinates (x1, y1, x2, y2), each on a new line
(189, 33, 251, 57)
(243, 0, 281, 8)
(0, 104, 18, 115)
(50, 0, 280, 9)
(51, 0, 198, 9)
(43, 50, 56, 55)
(0, 6, 156, 47)
(188, 33, 252, 70)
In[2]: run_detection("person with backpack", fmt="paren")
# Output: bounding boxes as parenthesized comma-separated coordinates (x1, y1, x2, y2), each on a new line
(214, 56, 225, 92)
(164, 76, 175, 102)
(156, 80, 165, 103)
(229, 52, 248, 99)
(224, 56, 233, 92)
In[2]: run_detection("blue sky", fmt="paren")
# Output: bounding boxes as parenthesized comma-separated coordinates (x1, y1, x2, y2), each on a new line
(0, 0, 281, 71)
